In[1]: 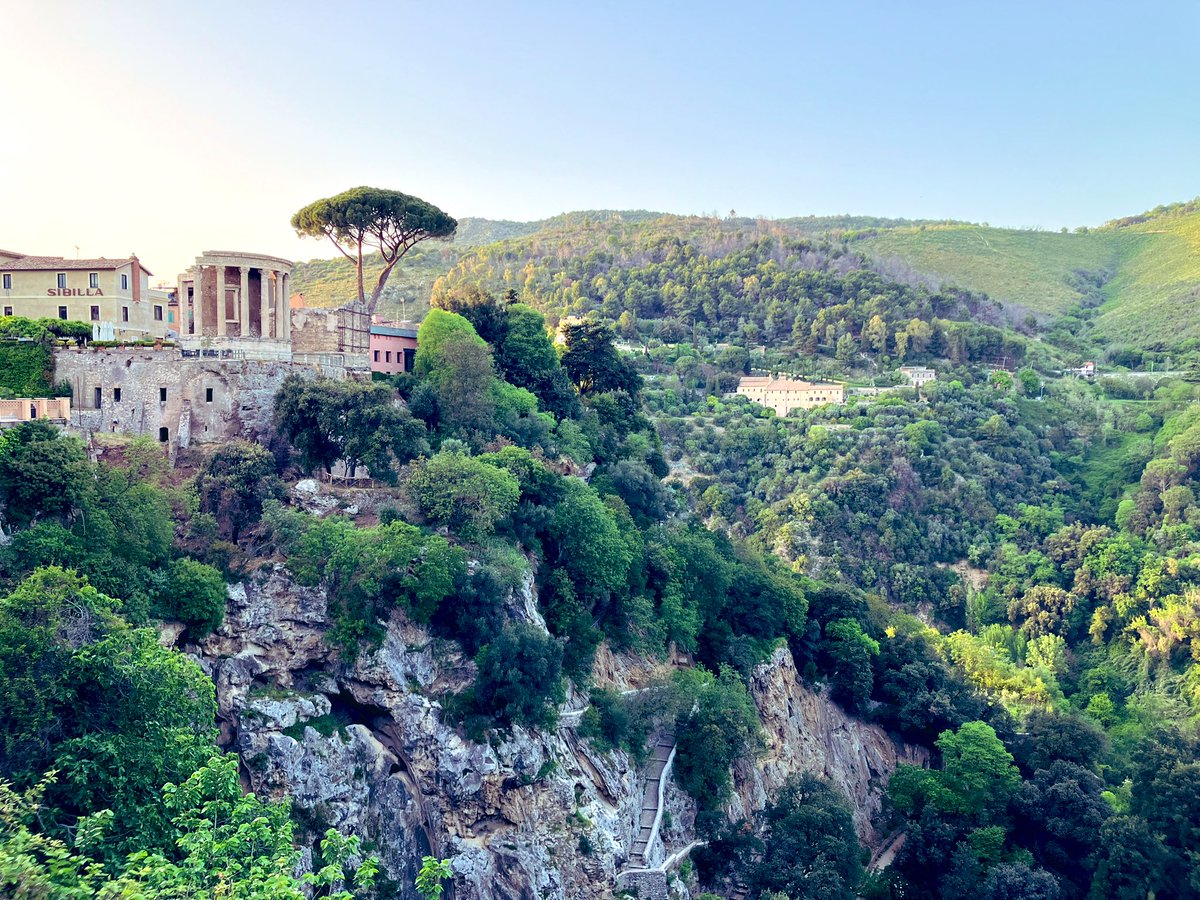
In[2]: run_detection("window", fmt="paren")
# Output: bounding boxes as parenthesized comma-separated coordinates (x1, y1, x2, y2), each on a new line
(57, 273, 67, 289)
(2, 274, 10, 290)
(205, 387, 213, 403)
(58, 306, 67, 320)
(385, 350, 392, 363)
(3, 306, 11, 317)
(122, 307, 129, 322)
(373, 350, 380, 362)
(94, 387, 102, 408)
(89, 273, 98, 289)
(159, 427, 169, 443)
(159, 387, 167, 402)
(154, 305, 163, 321)
(121, 274, 129, 291)
(90, 305, 100, 321)
(113, 388, 121, 403)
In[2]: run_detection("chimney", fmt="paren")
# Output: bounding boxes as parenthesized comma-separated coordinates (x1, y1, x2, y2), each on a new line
(130, 254, 141, 304)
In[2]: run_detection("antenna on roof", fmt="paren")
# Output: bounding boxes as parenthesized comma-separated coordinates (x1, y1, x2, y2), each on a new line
(74, 245, 80, 259)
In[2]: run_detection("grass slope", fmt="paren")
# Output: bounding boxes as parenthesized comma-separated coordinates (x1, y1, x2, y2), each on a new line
(858, 201, 1200, 349)
(1095, 201, 1200, 348)
(858, 225, 1147, 316)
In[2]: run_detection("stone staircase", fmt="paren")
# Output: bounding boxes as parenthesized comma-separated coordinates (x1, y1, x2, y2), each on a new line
(629, 731, 676, 866)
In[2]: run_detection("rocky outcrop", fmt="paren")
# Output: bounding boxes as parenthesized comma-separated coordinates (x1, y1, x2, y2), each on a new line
(187, 564, 924, 898)
(732, 645, 928, 845)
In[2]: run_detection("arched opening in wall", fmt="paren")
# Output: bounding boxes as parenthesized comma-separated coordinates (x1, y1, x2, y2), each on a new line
(159, 427, 169, 443)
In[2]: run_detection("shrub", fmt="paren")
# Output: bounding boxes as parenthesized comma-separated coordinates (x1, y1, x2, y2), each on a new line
(152, 558, 227, 637)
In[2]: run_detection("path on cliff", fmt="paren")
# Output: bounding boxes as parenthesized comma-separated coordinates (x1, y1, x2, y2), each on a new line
(868, 829, 907, 871)
(628, 730, 676, 867)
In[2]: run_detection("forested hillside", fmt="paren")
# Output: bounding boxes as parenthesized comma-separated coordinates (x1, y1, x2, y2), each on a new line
(8, 200, 1200, 899)
(294, 197, 1200, 357)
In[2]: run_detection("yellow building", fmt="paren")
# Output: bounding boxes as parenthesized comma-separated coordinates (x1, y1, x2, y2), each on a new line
(735, 375, 846, 415)
(0, 250, 168, 339)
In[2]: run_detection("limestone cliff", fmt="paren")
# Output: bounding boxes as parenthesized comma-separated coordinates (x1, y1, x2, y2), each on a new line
(181, 567, 923, 899)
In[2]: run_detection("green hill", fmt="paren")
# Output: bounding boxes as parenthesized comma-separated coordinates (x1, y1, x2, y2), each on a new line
(291, 202, 1200, 351)
(858, 224, 1146, 315)
(1094, 200, 1200, 348)
(856, 200, 1200, 348)
(290, 210, 963, 319)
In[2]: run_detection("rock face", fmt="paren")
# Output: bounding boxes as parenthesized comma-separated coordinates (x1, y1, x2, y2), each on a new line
(733, 645, 929, 844)
(188, 568, 924, 899)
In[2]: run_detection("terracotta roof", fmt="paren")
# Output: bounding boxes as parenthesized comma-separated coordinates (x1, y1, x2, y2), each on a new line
(0, 255, 153, 276)
(737, 375, 842, 392)
(0, 250, 26, 260)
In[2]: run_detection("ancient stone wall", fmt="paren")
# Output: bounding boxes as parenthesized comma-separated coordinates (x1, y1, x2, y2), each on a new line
(54, 346, 318, 450)
(290, 307, 343, 354)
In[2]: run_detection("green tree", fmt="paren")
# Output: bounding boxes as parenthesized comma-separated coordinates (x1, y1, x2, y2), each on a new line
(560, 321, 641, 397)
(549, 479, 634, 598)
(0, 569, 218, 859)
(291, 186, 456, 313)
(673, 667, 762, 811)
(195, 440, 282, 541)
(274, 376, 427, 480)
(0, 421, 91, 529)
(835, 332, 856, 365)
(937, 721, 1021, 820)
(416, 856, 453, 899)
(150, 558, 227, 637)
(405, 449, 520, 542)
(469, 623, 565, 728)
(749, 774, 862, 900)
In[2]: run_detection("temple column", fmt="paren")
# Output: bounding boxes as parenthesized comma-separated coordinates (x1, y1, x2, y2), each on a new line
(273, 271, 284, 341)
(280, 273, 291, 341)
(260, 269, 272, 338)
(193, 266, 205, 335)
(239, 266, 250, 337)
(215, 266, 226, 337)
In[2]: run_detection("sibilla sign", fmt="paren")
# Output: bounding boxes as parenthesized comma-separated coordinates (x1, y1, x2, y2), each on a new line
(47, 288, 105, 296)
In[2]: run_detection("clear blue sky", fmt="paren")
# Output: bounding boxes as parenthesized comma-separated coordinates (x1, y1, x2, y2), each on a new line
(2, 0, 1196, 278)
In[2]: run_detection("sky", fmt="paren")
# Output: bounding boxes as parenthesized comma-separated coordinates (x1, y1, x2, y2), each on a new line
(1, 0, 1197, 281)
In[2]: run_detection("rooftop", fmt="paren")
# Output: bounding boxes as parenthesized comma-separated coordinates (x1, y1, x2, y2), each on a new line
(738, 375, 843, 391)
(0, 253, 152, 275)
(370, 324, 419, 338)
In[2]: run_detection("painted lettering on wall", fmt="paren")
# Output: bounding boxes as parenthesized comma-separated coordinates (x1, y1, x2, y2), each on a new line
(46, 288, 105, 297)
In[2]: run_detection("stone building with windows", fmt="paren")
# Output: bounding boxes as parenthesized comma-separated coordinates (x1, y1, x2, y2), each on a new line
(735, 375, 846, 415)
(898, 365, 937, 388)
(0, 249, 171, 339)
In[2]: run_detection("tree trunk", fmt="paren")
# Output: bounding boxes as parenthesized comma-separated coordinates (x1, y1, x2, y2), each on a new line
(355, 239, 366, 306)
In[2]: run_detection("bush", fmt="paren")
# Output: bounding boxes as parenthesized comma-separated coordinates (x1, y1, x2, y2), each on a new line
(151, 558, 227, 637)
(468, 623, 565, 729)
(405, 449, 520, 542)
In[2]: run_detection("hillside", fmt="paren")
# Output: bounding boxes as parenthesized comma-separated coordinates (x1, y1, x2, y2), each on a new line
(1095, 199, 1200, 348)
(856, 200, 1200, 349)
(289, 210, 962, 321)
(857, 224, 1147, 316)
(291, 200, 1200, 352)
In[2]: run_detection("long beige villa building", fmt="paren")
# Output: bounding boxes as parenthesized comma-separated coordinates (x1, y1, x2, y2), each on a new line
(736, 374, 846, 415)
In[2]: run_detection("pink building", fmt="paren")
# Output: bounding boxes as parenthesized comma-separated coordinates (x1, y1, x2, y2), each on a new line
(370, 323, 418, 374)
